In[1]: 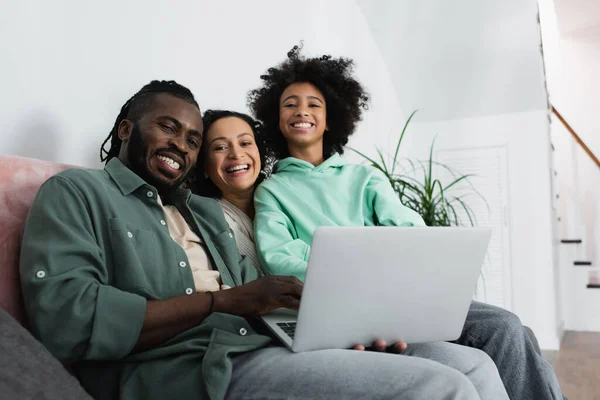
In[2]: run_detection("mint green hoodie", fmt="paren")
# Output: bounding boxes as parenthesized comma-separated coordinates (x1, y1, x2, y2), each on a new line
(254, 153, 425, 281)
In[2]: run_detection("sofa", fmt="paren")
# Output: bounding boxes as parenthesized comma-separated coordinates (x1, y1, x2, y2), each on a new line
(0, 154, 541, 399)
(0, 155, 92, 399)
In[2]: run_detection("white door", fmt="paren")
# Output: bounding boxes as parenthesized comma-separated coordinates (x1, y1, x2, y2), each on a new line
(437, 146, 513, 311)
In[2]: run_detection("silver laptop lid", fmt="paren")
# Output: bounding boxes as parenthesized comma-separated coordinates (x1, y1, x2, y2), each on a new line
(292, 226, 492, 352)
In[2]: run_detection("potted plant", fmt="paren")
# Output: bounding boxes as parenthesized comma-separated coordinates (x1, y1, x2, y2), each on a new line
(351, 110, 486, 226)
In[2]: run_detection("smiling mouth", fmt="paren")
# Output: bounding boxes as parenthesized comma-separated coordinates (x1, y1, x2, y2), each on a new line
(226, 164, 250, 174)
(290, 122, 314, 129)
(154, 154, 185, 179)
(157, 154, 181, 170)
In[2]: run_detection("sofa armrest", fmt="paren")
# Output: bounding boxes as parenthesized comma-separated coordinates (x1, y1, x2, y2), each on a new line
(0, 306, 92, 399)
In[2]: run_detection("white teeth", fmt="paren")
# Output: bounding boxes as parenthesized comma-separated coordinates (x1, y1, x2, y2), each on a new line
(226, 164, 249, 173)
(292, 122, 312, 128)
(157, 155, 180, 170)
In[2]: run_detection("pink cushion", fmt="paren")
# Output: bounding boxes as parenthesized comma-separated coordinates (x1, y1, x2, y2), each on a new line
(0, 155, 73, 325)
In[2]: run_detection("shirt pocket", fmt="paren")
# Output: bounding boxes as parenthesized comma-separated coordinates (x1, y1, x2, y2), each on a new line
(108, 218, 161, 293)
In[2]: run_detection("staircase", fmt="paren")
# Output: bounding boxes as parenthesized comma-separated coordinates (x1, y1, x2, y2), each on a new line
(558, 238, 600, 330)
(553, 107, 600, 332)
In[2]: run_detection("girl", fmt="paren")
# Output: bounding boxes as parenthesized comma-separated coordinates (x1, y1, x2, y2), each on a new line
(246, 45, 561, 400)
(248, 46, 424, 281)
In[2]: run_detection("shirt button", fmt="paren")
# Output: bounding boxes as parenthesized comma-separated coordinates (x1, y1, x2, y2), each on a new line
(147, 191, 154, 198)
(36, 271, 46, 279)
(185, 288, 193, 295)
(160, 220, 166, 226)
(239, 328, 247, 336)
(179, 261, 187, 268)
(228, 232, 233, 238)
(127, 232, 133, 238)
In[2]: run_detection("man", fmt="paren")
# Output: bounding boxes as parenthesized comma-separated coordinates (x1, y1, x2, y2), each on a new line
(20, 80, 505, 399)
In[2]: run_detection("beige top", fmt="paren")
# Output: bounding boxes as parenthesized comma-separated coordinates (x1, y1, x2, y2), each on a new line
(158, 196, 221, 292)
(218, 199, 262, 274)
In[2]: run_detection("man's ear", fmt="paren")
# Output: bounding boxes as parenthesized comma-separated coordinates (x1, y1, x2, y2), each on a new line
(117, 119, 134, 141)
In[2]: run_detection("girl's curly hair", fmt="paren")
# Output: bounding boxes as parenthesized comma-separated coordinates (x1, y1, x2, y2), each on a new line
(247, 44, 369, 160)
(195, 109, 273, 198)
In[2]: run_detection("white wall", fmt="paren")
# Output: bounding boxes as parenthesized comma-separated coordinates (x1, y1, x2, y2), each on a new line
(0, 0, 401, 167)
(357, 0, 549, 122)
(358, 0, 560, 348)
(554, 0, 600, 36)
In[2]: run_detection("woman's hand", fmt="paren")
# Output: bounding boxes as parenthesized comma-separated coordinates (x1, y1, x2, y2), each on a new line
(352, 339, 407, 353)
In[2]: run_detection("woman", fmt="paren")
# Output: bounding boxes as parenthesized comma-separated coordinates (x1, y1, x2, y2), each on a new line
(195, 109, 270, 273)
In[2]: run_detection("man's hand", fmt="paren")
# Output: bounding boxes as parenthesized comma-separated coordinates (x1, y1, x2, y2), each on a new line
(212, 276, 303, 317)
(352, 339, 407, 354)
(134, 276, 301, 352)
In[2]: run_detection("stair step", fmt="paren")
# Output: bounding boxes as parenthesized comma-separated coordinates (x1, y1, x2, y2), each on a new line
(574, 261, 593, 266)
(587, 284, 600, 289)
(561, 239, 582, 244)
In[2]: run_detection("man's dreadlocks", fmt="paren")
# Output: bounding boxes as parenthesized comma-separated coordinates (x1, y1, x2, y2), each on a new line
(100, 80, 199, 164)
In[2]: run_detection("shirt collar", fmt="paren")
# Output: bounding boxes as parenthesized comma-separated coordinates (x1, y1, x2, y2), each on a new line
(104, 158, 191, 202)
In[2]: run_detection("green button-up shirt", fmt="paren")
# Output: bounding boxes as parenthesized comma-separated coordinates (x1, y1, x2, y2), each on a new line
(20, 159, 271, 400)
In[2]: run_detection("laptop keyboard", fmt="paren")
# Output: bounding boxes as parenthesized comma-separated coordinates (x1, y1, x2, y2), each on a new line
(276, 322, 296, 339)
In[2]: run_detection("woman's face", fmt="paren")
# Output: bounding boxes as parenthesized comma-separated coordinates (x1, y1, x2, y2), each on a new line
(279, 82, 327, 152)
(203, 117, 261, 197)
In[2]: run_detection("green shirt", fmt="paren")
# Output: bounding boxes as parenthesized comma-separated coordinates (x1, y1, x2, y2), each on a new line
(20, 159, 271, 400)
(254, 153, 426, 281)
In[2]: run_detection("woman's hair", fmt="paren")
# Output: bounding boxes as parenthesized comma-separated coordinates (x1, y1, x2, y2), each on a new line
(247, 44, 369, 160)
(195, 110, 272, 198)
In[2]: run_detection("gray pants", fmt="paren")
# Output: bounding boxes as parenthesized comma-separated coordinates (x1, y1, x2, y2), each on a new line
(227, 341, 508, 399)
(456, 301, 565, 400)
(228, 300, 566, 399)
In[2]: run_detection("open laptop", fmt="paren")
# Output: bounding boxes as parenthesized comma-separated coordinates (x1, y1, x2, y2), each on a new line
(261, 226, 492, 352)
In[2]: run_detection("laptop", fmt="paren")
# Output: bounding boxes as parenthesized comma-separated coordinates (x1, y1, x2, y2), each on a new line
(261, 226, 492, 352)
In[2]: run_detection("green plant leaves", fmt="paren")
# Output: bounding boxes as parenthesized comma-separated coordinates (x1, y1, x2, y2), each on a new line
(349, 110, 485, 227)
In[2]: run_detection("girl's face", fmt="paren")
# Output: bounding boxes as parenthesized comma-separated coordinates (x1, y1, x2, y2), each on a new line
(203, 117, 261, 197)
(279, 82, 327, 153)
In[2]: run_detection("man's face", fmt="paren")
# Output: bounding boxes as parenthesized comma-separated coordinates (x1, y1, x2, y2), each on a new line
(118, 93, 203, 194)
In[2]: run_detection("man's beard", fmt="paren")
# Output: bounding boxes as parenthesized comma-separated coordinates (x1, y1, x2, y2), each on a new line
(127, 124, 187, 196)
